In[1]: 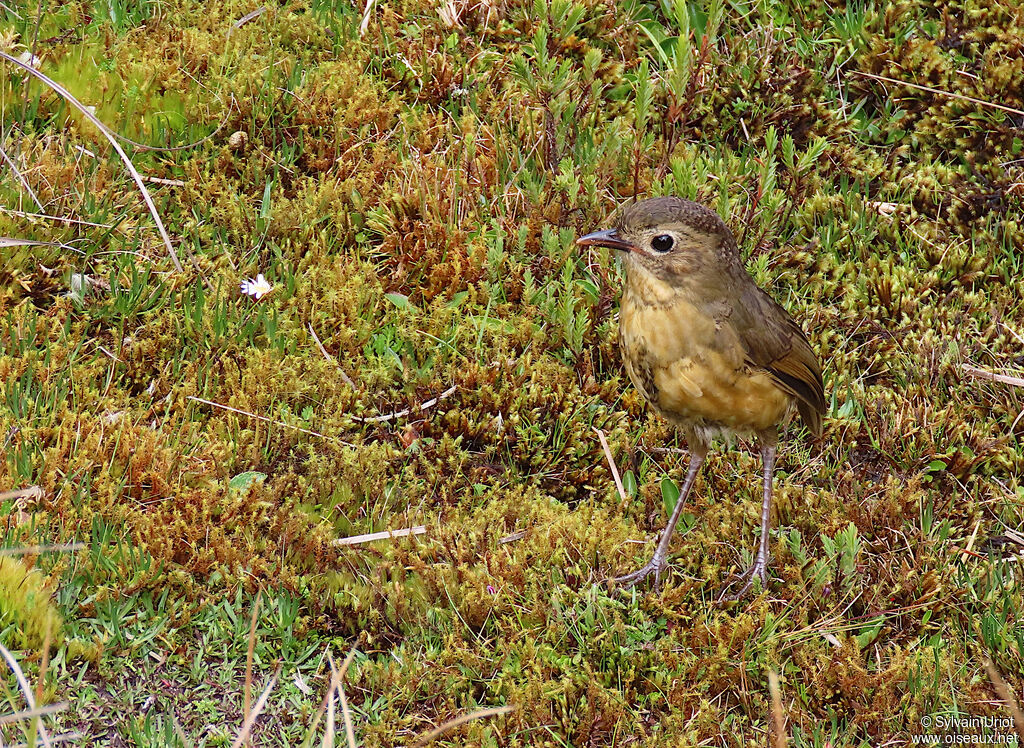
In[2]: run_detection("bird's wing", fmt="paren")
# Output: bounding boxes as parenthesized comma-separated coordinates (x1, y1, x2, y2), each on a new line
(731, 283, 825, 435)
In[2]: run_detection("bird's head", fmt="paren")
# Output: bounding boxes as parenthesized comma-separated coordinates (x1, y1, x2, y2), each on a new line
(577, 197, 740, 287)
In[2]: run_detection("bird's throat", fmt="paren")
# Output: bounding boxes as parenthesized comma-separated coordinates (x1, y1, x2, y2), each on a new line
(622, 263, 687, 307)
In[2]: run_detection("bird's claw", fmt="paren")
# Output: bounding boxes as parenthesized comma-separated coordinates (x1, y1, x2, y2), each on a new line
(611, 557, 668, 592)
(716, 554, 770, 603)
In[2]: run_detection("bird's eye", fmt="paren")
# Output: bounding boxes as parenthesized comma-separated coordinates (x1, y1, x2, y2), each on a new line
(651, 234, 674, 253)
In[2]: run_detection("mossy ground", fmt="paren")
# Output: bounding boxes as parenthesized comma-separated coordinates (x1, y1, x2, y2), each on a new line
(2, 0, 1024, 744)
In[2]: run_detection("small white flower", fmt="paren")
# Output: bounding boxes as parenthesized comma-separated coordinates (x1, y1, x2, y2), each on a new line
(240, 273, 273, 300)
(17, 51, 41, 70)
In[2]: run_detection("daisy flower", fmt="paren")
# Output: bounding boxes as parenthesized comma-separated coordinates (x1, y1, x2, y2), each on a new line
(240, 273, 273, 300)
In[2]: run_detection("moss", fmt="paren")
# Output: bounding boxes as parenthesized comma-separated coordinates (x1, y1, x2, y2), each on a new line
(0, 556, 63, 651)
(2, 0, 1023, 741)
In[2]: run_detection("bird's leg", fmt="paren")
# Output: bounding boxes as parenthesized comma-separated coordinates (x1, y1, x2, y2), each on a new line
(614, 449, 705, 591)
(719, 441, 776, 602)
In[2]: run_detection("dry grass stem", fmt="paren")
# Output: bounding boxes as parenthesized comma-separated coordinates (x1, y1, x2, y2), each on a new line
(962, 364, 1024, 389)
(308, 323, 358, 389)
(359, 0, 377, 36)
(7, 731, 82, 747)
(0, 703, 68, 726)
(411, 705, 516, 747)
(230, 664, 282, 748)
(984, 659, 1024, 741)
(230, 6, 267, 34)
(243, 594, 262, 746)
(0, 208, 117, 228)
(0, 643, 55, 747)
(593, 427, 626, 500)
(355, 386, 458, 423)
(330, 650, 358, 748)
(851, 71, 1024, 118)
(0, 143, 43, 209)
(0, 51, 183, 272)
(333, 526, 427, 546)
(187, 396, 357, 446)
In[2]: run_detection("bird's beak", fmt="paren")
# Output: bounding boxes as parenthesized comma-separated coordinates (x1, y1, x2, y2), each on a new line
(576, 228, 635, 253)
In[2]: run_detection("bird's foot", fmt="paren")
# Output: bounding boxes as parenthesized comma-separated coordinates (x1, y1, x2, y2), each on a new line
(716, 553, 770, 603)
(611, 555, 669, 592)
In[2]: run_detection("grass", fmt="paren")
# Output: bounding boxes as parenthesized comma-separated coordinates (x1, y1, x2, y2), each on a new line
(2, 0, 1024, 744)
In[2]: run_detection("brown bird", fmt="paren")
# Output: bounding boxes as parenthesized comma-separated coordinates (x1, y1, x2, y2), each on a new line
(578, 197, 825, 600)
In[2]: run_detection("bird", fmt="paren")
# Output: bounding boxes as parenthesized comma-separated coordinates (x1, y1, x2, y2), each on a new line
(577, 196, 825, 600)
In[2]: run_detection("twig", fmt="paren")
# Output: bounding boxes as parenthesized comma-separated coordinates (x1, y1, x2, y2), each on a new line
(0, 543, 85, 556)
(0, 235, 57, 247)
(850, 71, 1024, 118)
(0, 642, 54, 747)
(304, 647, 358, 744)
(355, 385, 458, 424)
(0, 238, 77, 253)
(1005, 529, 1024, 548)
(0, 51, 183, 272)
(498, 530, 527, 545)
(229, 6, 267, 34)
(142, 175, 185, 186)
(962, 364, 1024, 389)
(308, 323, 357, 389)
(0, 208, 116, 229)
(331, 650, 358, 748)
(643, 446, 689, 456)
(7, 732, 82, 747)
(0, 143, 43, 210)
(243, 595, 262, 747)
(0, 703, 67, 726)
(984, 659, 1024, 742)
(333, 526, 427, 546)
(593, 427, 626, 501)
(411, 705, 516, 747)
(186, 396, 357, 446)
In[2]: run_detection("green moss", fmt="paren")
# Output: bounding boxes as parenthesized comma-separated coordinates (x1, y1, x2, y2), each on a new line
(0, 557, 63, 651)
(1, 0, 1023, 742)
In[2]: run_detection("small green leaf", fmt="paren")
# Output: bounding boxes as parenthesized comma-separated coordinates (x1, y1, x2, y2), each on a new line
(661, 476, 680, 516)
(259, 179, 273, 220)
(576, 277, 600, 303)
(446, 291, 469, 308)
(885, 128, 907, 145)
(927, 459, 947, 472)
(855, 617, 884, 649)
(623, 470, 638, 497)
(229, 471, 267, 494)
(468, 315, 515, 334)
(385, 293, 416, 311)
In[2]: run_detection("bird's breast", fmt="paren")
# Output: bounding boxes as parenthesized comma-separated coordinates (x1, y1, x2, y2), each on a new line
(619, 290, 792, 435)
